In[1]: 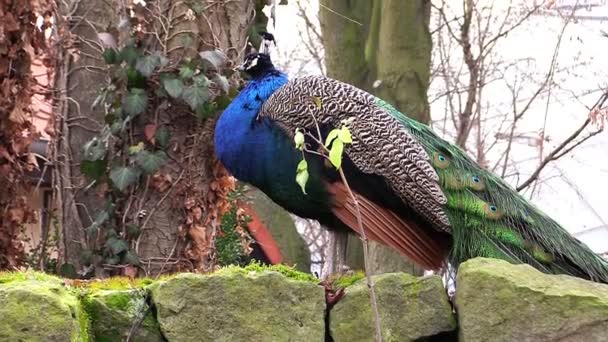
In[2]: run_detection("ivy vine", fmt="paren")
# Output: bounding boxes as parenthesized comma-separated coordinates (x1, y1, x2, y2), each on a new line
(79, 38, 236, 274)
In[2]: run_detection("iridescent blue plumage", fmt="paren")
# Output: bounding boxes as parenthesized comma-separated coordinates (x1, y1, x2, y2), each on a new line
(214, 69, 288, 184)
(214, 55, 333, 221)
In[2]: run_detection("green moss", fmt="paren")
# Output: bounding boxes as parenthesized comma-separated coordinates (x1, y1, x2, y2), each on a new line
(331, 273, 456, 341)
(0, 280, 88, 341)
(75, 300, 91, 342)
(218, 261, 317, 283)
(457, 258, 608, 341)
(84, 277, 154, 291)
(151, 270, 325, 341)
(104, 291, 133, 311)
(0, 271, 62, 284)
(331, 271, 365, 288)
(81, 288, 163, 342)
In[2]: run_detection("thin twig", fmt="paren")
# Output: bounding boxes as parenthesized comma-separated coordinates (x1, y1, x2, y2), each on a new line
(319, 3, 363, 26)
(303, 115, 383, 341)
(337, 167, 382, 342)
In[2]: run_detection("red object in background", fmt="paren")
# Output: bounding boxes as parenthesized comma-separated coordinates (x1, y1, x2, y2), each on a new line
(238, 201, 284, 265)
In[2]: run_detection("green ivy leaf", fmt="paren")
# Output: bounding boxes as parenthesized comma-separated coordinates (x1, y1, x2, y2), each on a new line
(181, 33, 194, 48)
(195, 102, 216, 120)
(81, 159, 106, 181)
(102, 48, 119, 64)
(199, 50, 228, 70)
(155, 126, 171, 149)
(329, 139, 344, 169)
(324, 129, 339, 148)
(80, 249, 94, 266)
(59, 263, 78, 279)
(85, 223, 99, 237)
(110, 121, 123, 135)
(122, 250, 140, 266)
(182, 85, 209, 111)
(294, 129, 305, 150)
(93, 210, 109, 227)
(338, 126, 352, 143)
(213, 74, 229, 93)
(295, 159, 309, 194)
(128, 142, 145, 155)
(135, 54, 161, 77)
(85, 210, 108, 236)
(126, 224, 141, 239)
(123, 88, 148, 117)
(179, 66, 195, 79)
(105, 255, 120, 265)
(126, 67, 146, 89)
(83, 138, 107, 161)
(193, 74, 210, 87)
(162, 77, 184, 98)
(109, 166, 140, 191)
(106, 236, 129, 255)
(119, 45, 140, 65)
(135, 150, 167, 174)
(216, 95, 232, 110)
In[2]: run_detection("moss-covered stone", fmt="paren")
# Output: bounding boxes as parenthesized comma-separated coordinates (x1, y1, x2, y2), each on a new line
(330, 270, 365, 289)
(0, 276, 88, 341)
(218, 261, 317, 282)
(456, 258, 608, 342)
(330, 273, 456, 341)
(0, 270, 63, 284)
(82, 288, 164, 342)
(84, 276, 155, 291)
(151, 271, 325, 341)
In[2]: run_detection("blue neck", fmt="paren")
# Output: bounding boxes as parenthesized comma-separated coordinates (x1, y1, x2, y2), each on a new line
(214, 71, 289, 184)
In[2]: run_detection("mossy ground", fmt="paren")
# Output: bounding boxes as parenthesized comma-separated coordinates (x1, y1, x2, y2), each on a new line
(217, 260, 318, 282)
(329, 270, 365, 288)
(0, 270, 62, 284)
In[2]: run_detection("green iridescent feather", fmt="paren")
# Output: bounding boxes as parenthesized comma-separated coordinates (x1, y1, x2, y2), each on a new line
(375, 98, 608, 282)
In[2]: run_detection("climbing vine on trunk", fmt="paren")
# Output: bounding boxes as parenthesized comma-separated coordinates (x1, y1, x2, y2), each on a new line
(52, 0, 261, 277)
(0, 0, 54, 270)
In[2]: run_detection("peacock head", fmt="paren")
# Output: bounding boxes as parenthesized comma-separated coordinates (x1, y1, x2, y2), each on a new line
(236, 53, 276, 79)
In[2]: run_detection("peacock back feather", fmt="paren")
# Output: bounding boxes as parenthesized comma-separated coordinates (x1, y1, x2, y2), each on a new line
(257, 75, 608, 282)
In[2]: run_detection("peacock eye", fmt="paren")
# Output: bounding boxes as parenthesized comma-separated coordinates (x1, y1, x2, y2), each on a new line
(472, 176, 480, 183)
(438, 154, 446, 161)
(489, 205, 498, 212)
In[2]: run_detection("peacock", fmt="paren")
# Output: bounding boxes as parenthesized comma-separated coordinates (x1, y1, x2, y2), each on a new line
(214, 51, 608, 283)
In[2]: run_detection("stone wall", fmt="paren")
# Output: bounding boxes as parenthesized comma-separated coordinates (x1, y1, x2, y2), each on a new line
(1, 258, 607, 341)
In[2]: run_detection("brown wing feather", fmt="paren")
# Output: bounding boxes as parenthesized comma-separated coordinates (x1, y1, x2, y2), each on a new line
(328, 182, 449, 270)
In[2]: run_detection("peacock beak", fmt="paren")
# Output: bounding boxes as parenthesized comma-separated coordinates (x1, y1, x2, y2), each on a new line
(235, 62, 246, 72)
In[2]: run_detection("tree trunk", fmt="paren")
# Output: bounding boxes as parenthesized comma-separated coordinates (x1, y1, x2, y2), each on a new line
(319, 0, 432, 276)
(54, 0, 257, 277)
(54, 0, 117, 275)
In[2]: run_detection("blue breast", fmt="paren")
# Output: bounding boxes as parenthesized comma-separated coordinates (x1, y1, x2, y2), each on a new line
(214, 72, 289, 186)
(214, 72, 333, 219)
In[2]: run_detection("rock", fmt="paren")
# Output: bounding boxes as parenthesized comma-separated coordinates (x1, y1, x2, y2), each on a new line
(83, 288, 164, 342)
(0, 273, 87, 342)
(456, 258, 608, 342)
(151, 271, 325, 341)
(330, 273, 457, 341)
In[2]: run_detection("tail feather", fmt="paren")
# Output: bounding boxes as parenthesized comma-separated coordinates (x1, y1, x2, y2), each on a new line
(373, 96, 608, 283)
(328, 182, 449, 270)
(401, 110, 608, 283)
